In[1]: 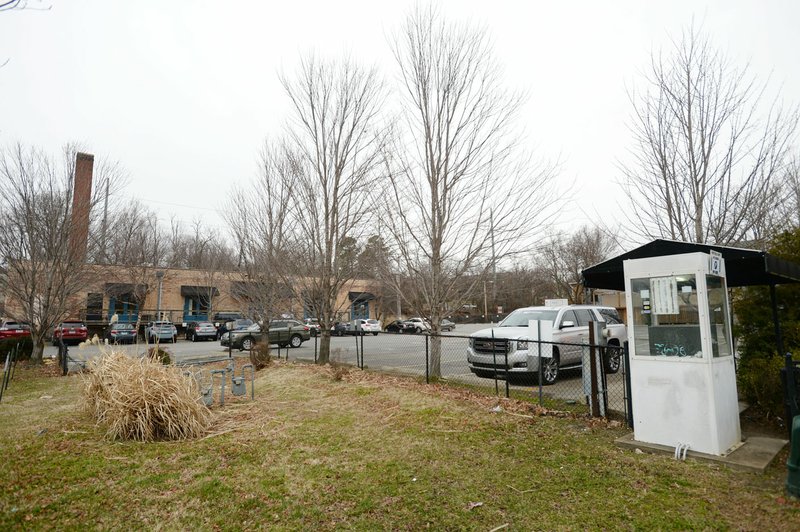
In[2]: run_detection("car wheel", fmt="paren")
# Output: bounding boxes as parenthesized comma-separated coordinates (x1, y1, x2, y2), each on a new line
(372, 332, 378, 336)
(415, 327, 422, 334)
(604, 344, 622, 374)
(540, 349, 560, 385)
(191, 333, 197, 342)
(241, 337, 254, 351)
(289, 334, 302, 348)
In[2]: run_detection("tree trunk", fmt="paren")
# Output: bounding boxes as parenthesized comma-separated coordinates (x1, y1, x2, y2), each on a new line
(429, 333, 442, 378)
(318, 331, 331, 365)
(30, 337, 45, 365)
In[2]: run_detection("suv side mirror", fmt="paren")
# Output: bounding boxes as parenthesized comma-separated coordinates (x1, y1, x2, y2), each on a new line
(560, 320, 575, 329)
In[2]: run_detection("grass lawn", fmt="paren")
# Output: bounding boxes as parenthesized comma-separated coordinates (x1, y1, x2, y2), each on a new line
(1, 360, 799, 530)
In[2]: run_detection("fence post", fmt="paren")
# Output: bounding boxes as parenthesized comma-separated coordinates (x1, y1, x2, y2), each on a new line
(60, 339, 68, 376)
(623, 341, 634, 428)
(588, 326, 600, 417)
(537, 324, 543, 406)
(314, 333, 318, 364)
(360, 333, 364, 369)
(0, 353, 10, 402)
(425, 334, 429, 384)
(492, 329, 499, 395)
(504, 341, 510, 399)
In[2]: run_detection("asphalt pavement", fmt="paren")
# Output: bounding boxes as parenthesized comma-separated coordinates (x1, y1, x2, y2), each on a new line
(50, 322, 628, 415)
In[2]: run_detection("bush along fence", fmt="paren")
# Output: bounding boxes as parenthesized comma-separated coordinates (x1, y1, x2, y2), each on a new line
(304, 329, 631, 423)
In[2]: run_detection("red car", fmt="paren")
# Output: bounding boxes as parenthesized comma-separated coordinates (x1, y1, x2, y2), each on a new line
(52, 320, 88, 345)
(0, 320, 31, 340)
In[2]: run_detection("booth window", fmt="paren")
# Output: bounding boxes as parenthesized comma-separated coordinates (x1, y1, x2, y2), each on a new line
(706, 275, 731, 357)
(630, 275, 702, 358)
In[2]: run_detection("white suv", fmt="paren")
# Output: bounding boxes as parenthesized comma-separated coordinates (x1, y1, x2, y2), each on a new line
(352, 318, 381, 336)
(467, 305, 626, 385)
(405, 317, 431, 333)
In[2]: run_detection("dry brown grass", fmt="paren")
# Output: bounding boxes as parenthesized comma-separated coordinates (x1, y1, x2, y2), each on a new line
(81, 351, 210, 441)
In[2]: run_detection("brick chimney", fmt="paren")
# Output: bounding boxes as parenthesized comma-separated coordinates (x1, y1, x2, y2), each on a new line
(69, 152, 94, 262)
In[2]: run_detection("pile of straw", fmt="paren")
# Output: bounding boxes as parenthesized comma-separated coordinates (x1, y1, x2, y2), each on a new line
(82, 352, 210, 441)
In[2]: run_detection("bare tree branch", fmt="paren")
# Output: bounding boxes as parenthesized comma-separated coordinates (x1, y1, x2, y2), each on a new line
(619, 25, 799, 247)
(0, 143, 125, 363)
(384, 6, 558, 377)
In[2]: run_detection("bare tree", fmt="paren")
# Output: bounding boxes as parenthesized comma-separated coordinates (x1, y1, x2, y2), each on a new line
(535, 226, 618, 303)
(782, 157, 800, 230)
(0, 144, 124, 363)
(275, 56, 386, 364)
(224, 141, 296, 334)
(88, 200, 165, 336)
(621, 26, 798, 247)
(0, 1, 50, 11)
(384, 6, 557, 377)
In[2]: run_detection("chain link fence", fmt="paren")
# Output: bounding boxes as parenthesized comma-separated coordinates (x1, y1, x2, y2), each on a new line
(315, 330, 630, 421)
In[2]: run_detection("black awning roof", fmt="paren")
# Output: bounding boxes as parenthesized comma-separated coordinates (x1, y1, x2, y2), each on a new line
(582, 239, 800, 291)
(180, 285, 220, 298)
(348, 291, 376, 302)
(104, 282, 148, 297)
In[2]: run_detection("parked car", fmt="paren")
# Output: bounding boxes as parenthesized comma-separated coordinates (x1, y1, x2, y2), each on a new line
(466, 304, 627, 385)
(440, 319, 456, 332)
(384, 320, 416, 334)
(406, 317, 431, 333)
(105, 323, 137, 344)
(145, 321, 178, 343)
(185, 321, 217, 342)
(216, 318, 254, 340)
(331, 321, 351, 337)
(220, 319, 311, 350)
(52, 319, 88, 345)
(0, 320, 31, 340)
(304, 318, 321, 337)
(352, 318, 381, 336)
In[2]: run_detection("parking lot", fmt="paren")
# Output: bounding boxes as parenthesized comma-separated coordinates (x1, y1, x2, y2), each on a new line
(50, 322, 627, 415)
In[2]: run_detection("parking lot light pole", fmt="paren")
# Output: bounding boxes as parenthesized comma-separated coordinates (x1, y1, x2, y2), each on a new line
(156, 271, 165, 321)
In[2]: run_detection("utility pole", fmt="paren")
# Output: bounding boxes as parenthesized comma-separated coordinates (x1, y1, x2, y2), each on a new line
(100, 177, 109, 263)
(483, 280, 488, 321)
(156, 271, 165, 321)
(490, 209, 496, 311)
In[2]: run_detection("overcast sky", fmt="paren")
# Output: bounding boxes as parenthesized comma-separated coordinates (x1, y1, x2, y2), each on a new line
(1, 0, 798, 236)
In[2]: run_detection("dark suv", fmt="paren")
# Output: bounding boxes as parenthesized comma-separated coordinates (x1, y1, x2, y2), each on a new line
(220, 319, 311, 350)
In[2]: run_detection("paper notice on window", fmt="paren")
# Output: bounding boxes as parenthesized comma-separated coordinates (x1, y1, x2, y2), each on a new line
(650, 276, 679, 315)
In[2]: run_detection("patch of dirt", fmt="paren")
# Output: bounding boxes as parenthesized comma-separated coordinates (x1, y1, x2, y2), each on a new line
(740, 403, 790, 439)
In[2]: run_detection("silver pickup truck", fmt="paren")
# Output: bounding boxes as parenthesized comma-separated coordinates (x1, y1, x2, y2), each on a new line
(467, 304, 627, 385)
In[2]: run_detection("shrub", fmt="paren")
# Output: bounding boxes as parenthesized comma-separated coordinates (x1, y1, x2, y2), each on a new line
(0, 337, 33, 361)
(737, 355, 787, 419)
(147, 346, 171, 365)
(82, 352, 210, 441)
(249, 342, 271, 370)
(733, 228, 800, 421)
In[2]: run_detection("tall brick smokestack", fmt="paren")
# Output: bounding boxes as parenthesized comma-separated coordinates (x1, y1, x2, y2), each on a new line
(69, 152, 94, 262)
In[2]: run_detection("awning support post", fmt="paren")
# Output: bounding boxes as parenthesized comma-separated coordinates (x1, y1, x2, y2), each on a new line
(770, 283, 785, 357)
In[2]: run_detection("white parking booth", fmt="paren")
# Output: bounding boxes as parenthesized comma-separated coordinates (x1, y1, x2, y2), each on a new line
(623, 252, 741, 456)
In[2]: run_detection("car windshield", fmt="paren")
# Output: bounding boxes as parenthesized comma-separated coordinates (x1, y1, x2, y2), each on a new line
(114, 324, 134, 330)
(245, 324, 261, 332)
(62, 322, 83, 327)
(499, 309, 558, 327)
(197, 322, 213, 327)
